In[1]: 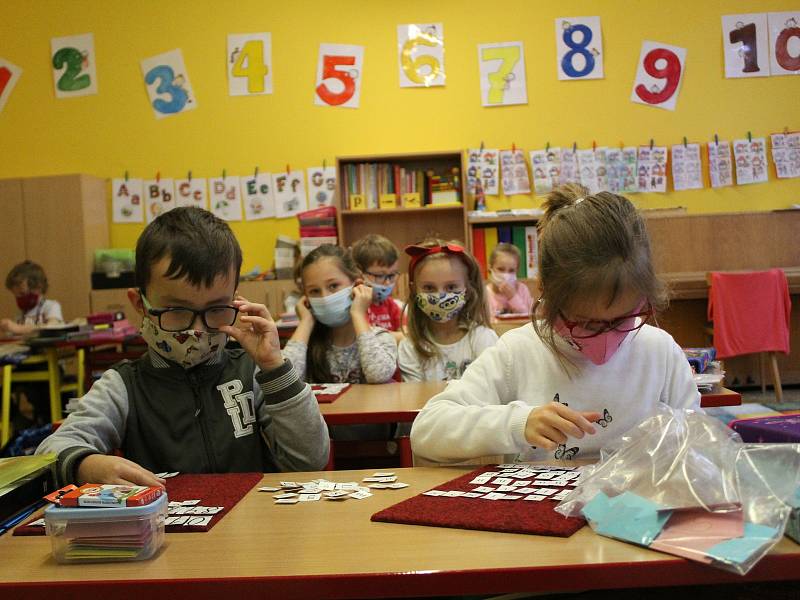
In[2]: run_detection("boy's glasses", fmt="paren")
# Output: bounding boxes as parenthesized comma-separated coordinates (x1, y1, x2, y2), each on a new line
(558, 304, 653, 339)
(364, 271, 399, 285)
(141, 293, 238, 332)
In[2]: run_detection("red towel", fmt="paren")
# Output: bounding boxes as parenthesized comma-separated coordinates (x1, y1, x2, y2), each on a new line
(708, 269, 791, 359)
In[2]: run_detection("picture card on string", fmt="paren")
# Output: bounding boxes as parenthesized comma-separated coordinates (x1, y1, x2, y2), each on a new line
(708, 141, 734, 188)
(500, 149, 531, 195)
(307, 166, 337, 207)
(209, 176, 243, 221)
(273, 170, 308, 218)
(671, 144, 703, 191)
(143, 178, 175, 223)
(770, 132, 800, 178)
(529, 148, 561, 195)
(175, 177, 207, 209)
(112, 178, 144, 223)
(241, 173, 276, 220)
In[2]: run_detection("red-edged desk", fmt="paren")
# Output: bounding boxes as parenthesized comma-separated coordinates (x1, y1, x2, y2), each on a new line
(700, 386, 742, 408)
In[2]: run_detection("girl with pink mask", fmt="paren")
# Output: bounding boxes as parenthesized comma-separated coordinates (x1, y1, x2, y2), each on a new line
(411, 184, 700, 464)
(485, 243, 533, 318)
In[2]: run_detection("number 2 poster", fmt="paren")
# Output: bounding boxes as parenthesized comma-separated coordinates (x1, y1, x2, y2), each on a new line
(51, 33, 98, 98)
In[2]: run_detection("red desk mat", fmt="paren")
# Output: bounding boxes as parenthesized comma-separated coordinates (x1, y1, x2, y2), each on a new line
(14, 472, 263, 536)
(371, 465, 585, 537)
(312, 383, 351, 403)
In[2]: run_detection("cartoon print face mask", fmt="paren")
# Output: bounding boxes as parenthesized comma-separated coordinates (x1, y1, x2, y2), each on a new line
(140, 317, 226, 369)
(416, 291, 467, 322)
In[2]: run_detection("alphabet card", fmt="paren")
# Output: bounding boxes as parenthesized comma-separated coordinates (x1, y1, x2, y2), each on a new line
(0, 58, 22, 114)
(478, 42, 527, 106)
(273, 170, 308, 218)
(227, 33, 273, 95)
(112, 178, 144, 223)
(398, 23, 445, 87)
(529, 148, 561, 195)
(770, 132, 800, 178)
(733, 137, 769, 185)
(768, 12, 800, 76)
(143, 178, 175, 223)
(722, 14, 770, 78)
(315, 44, 364, 108)
(631, 41, 686, 111)
(500, 149, 531, 195)
(707, 141, 734, 188)
(241, 172, 275, 220)
(209, 176, 243, 221)
(637, 146, 667, 192)
(175, 177, 207, 209)
(50, 33, 98, 98)
(555, 17, 603, 80)
(671, 144, 703, 190)
(307, 166, 337, 207)
(141, 49, 197, 119)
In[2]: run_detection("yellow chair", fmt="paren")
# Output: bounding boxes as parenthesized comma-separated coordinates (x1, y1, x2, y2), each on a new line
(1, 347, 85, 446)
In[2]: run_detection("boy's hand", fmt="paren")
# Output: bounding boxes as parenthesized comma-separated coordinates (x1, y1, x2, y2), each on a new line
(220, 297, 284, 372)
(77, 454, 166, 488)
(295, 295, 314, 324)
(350, 284, 373, 316)
(524, 403, 601, 451)
(1, 319, 22, 335)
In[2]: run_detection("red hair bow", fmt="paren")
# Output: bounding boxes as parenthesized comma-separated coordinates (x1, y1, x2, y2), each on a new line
(405, 243, 465, 283)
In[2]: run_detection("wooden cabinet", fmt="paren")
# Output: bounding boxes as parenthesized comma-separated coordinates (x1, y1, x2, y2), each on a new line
(0, 175, 107, 322)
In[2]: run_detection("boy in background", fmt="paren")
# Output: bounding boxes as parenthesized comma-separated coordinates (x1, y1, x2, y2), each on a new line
(351, 234, 404, 342)
(1, 261, 63, 335)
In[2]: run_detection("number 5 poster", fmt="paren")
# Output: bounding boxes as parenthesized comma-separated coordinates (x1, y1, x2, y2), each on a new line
(50, 33, 98, 98)
(398, 23, 445, 87)
(478, 42, 527, 106)
(141, 49, 197, 119)
(555, 17, 604, 80)
(631, 41, 686, 111)
(315, 43, 364, 108)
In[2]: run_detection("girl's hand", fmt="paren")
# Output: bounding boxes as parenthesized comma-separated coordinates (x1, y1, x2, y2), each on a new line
(220, 296, 284, 372)
(295, 295, 315, 324)
(498, 281, 516, 299)
(350, 284, 373, 316)
(524, 402, 601, 451)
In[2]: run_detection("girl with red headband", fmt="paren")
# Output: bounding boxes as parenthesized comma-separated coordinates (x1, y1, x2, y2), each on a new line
(398, 239, 497, 381)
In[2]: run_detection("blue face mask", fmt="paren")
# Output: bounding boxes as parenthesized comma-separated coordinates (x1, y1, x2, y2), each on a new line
(308, 286, 353, 327)
(367, 281, 395, 303)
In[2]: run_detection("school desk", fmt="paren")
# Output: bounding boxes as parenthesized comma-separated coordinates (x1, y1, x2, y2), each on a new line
(0, 466, 798, 600)
(318, 382, 446, 426)
(699, 386, 742, 408)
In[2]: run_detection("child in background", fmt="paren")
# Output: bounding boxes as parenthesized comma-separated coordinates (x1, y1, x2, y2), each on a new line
(411, 184, 700, 464)
(399, 239, 497, 382)
(1, 261, 63, 335)
(283, 244, 397, 385)
(485, 243, 533, 317)
(351, 234, 404, 343)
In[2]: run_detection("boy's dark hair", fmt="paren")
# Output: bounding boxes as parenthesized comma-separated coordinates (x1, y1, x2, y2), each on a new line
(350, 234, 399, 270)
(135, 207, 243, 294)
(5, 261, 48, 294)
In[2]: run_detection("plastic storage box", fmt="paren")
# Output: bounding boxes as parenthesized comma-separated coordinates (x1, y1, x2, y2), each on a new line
(45, 493, 167, 563)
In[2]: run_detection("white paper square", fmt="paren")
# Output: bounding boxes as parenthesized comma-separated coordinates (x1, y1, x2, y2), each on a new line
(500, 149, 531, 195)
(112, 178, 144, 223)
(398, 24, 445, 87)
(315, 44, 364, 108)
(478, 42, 527, 106)
(630, 41, 687, 111)
(530, 148, 561, 195)
(241, 173, 276, 220)
(560, 148, 579, 185)
(209, 176, 243, 221)
(0, 59, 22, 113)
(708, 140, 734, 188)
(771, 132, 800, 178)
(466, 149, 500, 195)
(141, 49, 197, 119)
(50, 33, 97, 98)
(671, 144, 703, 191)
(175, 177, 207, 209)
(273, 170, 308, 218)
(768, 12, 800, 76)
(307, 166, 337, 208)
(227, 33, 273, 96)
(555, 17, 603, 80)
(722, 14, 770, 78)
(143, 178, 175, 223)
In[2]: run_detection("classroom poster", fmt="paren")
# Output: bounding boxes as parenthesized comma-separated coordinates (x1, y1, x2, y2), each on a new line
(631, 41, 686, 111)
(559, 147, 579, 185)
(478, 42, 527, 106)
(671, 144, 703, 191)
(0, 59, 22, 114)
(707, 141, 734, 188)
(722, 14, 770, 78)
(733, 138, 769, 185)
(111, 178, 144, 223)
(175, 177, 207, 209)
(770, 132, 800, 178)
(397, 23, 445, 87)
(605, 147, 638, 194)
(227, 33, 273, 96)
(636, 146, 667, 192)
(529, 148, 561, 195)
(273, 170, 308, 218)
(241, 172, 275, 220)
(307, 166, 337, 207)
(141, 49, 197, 119)
(315, 44, 364, 108)
(50, 33, 98, 98)
(143, 178, 175, 223)
(555, 17, 603, 80)
(768, 12, 800, 76)
(209, 176, 243, 221)
(500, 149, 531, 195)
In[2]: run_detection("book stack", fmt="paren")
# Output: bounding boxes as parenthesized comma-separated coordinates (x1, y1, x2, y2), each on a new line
(472, 224, 538, 280)
(297, 206, 338, 256)
(343, 162, 461, 209)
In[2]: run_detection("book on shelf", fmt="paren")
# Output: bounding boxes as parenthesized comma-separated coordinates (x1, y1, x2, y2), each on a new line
(343, 161, 461, 209)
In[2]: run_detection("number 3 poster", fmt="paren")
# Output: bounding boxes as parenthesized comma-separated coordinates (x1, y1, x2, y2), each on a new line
(315, 43, 364, 108)
(50, 33, 98, 98)
(631, 41, 686, 111)
(141, 49, 197, 119)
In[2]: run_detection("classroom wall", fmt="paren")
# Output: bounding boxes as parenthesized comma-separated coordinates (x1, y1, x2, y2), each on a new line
(1, 0, 798, 272)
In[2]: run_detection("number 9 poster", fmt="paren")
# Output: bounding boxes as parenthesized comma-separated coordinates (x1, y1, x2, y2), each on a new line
(631, 41, 686, 111)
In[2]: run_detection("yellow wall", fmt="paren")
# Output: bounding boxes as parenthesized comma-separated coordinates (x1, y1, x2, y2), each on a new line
(1, 0, 798, 271)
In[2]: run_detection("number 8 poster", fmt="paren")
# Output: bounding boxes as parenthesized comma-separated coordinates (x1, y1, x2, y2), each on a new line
(315, 43, 364, 108)
(630, 41, 686, 111)
(555, 17, 604, 80)
(141, 49, 197, 119)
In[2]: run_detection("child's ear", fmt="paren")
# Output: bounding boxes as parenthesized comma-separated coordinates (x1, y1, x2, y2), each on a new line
(127, 288, 145, 317)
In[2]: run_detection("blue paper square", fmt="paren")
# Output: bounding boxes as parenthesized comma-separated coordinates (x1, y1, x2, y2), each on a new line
(706, 523, 778, 566)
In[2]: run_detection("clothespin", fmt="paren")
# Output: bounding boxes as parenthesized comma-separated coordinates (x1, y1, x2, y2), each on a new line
(572, 141, 577, 153)
(747, 131, 752, 143)
(323, 158, 327, 170)
(156, 171, 161, 184)
(784, 126, 790, 135)
(222, 168, 226, 181)
(512, 142, 516, 153)
(188, 170, 192, 182)
(124, 170, 129, 182)
(254, 166, 259, 178)
(683, 136, 688, 148)
(480, 140, 485, 153)
(619, 140, 624, 150)
(592, 140, 596, 152)
(649, 139, 654, 150)
(545, 141, 550, 152)
(714, 133, 719, 146)
(286, 164, 291, 174)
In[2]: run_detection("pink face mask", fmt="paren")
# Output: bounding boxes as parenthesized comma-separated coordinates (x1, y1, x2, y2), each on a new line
(553, 317, 632, 366)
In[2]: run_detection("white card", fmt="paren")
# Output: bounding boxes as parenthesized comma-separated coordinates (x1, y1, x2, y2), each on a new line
(492, 477, 512, 485)
(273, 170, 308, 218)
(524, 495, 546, 501)
(733, 138, 769, 184)
(349, 490, 372, 500)
(241, 173, 276, 220)
(299, 494, 321, 502)
(631, 41, 687, 111)
(141, 49, 197, 119)
(227, 33, 273, 96)
(636, 146, 668, 192)
(209, 176, 243, 221)
(444, 490, 465, 497)
(671, 144, 703, 190)
(174, 178, 207, 209)
(275, 498, 299, 504)
(771, 132, 800, 178)
(185, 516, 213, 526)
(530, 148, 560, 195)
(422, 490, 446, 496)
(500, 149, 531, 195)
(306, 166, 337, 208)
(0, 58, 22, 114)
(555, 17, 603, 80)
(722, 14, 771, 78)
(560, 148, 579, 185)
(315, 43, 364, 108)
(143, 178, 175, 223)
(462, 492, 483, 498)
(768, 12, 800, 76)
(478, 41, 527, 106)
(708, 140, 734, 188)
(112, 178, 144, 223)
(473, 486, 496, 493)
(398, 23, 445, 87)
(51, 33, 98, 98)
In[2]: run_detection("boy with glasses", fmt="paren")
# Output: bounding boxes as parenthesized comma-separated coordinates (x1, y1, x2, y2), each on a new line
(37, 207, 329, 486)
(351, 234, 404, 342)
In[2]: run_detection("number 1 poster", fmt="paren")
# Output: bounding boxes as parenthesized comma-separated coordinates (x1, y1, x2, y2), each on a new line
(50, 33, 98, 98)
(722, 14, 770, 78)
(315, 44, 364, 108)
(141, 49, 197, 119)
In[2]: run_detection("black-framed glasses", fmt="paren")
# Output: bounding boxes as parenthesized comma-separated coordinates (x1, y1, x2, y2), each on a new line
(364, 270, 399, 285)
(141, 293, 238, 332)
(558, 304, 653, 339)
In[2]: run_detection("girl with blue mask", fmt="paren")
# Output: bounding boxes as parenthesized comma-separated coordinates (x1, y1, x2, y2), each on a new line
(282, 244, 398, 386)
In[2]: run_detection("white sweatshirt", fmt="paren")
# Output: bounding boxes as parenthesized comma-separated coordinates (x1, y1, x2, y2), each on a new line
(410, 322, 700, 464)
(399, 325, 498, 382)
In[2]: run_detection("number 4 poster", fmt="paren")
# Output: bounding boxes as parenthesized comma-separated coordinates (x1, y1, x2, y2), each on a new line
(50, 33, 98, 98)
(398, 24, 445, 87)
(0, 59, 22, 114)
(631, 41, 686, 111)
(141, 49, 197, 119)
(555, 17, 604, 80)
(478, 42, 527, 106)
(227, 33, 273, 95)
(315, 44, 364, 108)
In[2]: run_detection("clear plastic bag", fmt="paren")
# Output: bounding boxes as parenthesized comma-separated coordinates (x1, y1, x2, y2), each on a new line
(555, 404, 800, 574)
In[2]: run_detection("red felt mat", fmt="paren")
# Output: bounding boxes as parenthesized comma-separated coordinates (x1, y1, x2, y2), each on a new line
(14, 472, 263, 536)
(311, 383, 351, 403)
(371, 466, 585, 537)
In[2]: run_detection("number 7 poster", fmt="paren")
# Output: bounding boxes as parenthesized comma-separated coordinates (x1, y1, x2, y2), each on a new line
(478, 42, 527, 106)
(315, 44, 364, 108)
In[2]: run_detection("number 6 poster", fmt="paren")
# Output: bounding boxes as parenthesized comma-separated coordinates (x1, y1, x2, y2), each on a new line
(315, 43, 364, 108)
(50, 33, 98, 98)
(141, 49, 197, 119)
(631, 41, 686, 111)
(398, 23, 445, 87)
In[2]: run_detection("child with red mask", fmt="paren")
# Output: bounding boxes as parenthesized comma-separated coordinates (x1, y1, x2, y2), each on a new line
(2, 261, 63, 336)
(411, 184, 700, 464)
